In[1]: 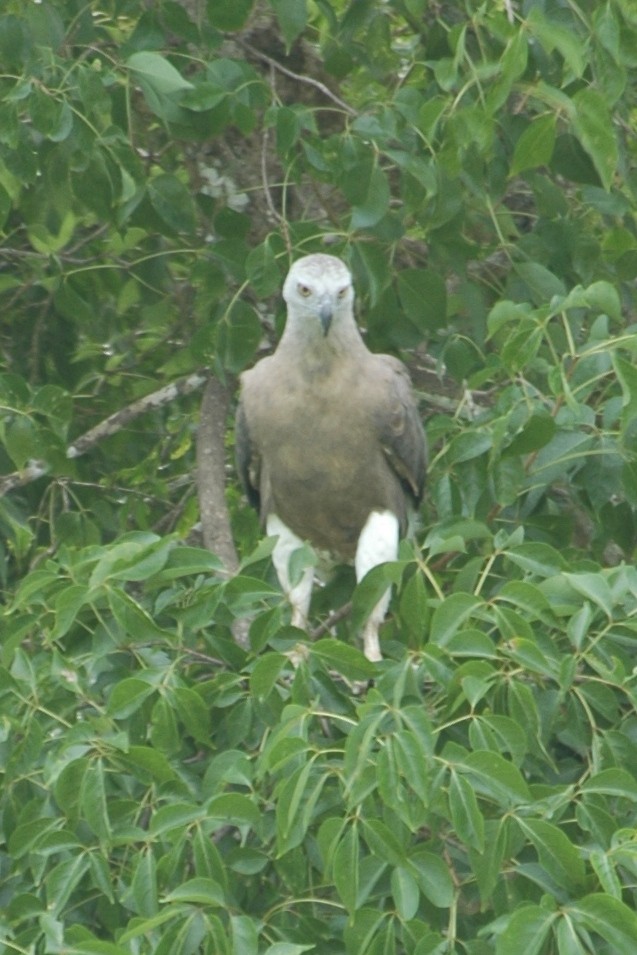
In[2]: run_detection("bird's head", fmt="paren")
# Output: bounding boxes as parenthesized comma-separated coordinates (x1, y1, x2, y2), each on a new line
(282, 254, 354, 336)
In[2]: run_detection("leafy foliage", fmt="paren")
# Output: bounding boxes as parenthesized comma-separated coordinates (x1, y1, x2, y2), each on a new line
(2, 0, 637, 953)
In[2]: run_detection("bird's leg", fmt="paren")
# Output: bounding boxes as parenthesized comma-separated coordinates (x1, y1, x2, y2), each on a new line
(355, 510, 399, 662)
(266, 513, 314, 629)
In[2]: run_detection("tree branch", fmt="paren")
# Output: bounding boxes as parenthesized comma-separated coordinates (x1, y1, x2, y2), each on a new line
(196, 376, 239, 573)
(67, 370, 208, 458)
(236, 38, 357, 116)
(0, 460, 50, 496)
(0, 370, 209, 498)
(196, 375, 251, 650)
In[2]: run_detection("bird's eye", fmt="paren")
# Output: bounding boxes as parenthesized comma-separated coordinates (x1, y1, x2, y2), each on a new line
(337, 287, 348, 300)
(298, 284, 312, 297)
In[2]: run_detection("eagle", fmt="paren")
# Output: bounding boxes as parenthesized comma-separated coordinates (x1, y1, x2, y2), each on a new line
(235, 254, 426, 661)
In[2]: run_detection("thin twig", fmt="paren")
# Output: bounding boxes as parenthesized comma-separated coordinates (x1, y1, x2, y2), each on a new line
(0, 370, 209, 497)
(261, 121, 292, 254)
(0, 460, 50, 496)
(310, 601, 352, 639)
(181, 647, 227, 668)
(67, 370, 208, 458)
(237, 38, 357, 116)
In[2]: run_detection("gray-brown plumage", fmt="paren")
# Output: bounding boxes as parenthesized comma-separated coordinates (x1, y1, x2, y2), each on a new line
(235, 253, 426, 660)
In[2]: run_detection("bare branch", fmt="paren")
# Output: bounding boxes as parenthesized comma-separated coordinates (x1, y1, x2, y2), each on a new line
(0, 370, 209, 498)
(196, 376, 251, 650)
(196, 376, 239, 573)
(310, 601, 352, 639)
(67, 371, 208, 458)
(0, 460, 49, 496)
(261, 122, 292, 255)
(237, 38, 357, 116)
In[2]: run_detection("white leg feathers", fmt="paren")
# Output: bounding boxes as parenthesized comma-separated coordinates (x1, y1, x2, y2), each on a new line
(268, 509, 399, 664)
(267, 513, 314, 629)
(355, 510, 399, 662)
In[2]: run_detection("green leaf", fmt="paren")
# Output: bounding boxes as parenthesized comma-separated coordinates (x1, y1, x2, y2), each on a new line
(583, 280, 622, 320)
(571, 88, 618, 191)
(397, 268, 447, 333)
(448, 770, 485, 852)
(162, 877, 225, 906)
(149, 803, 203, 837)
(4, 416, 41, 469)
(276, 762, 329, 854)
(52, 584, 88, 639)
(216, 301, 262, 373)
(148, 174, 196, 234)
(311, 638, 377, 682)
(562, 572, 614, 618)
(394, 727, 433, 790)
(510, 114, 556, 176)
(264, 945, 315, 955)
(88, 534, 164, 588)
(581, 768, 637, 801)
(362, 818, 407, 867)
(554, 916, 589, 955)
(589, 849, 622, 899)
(171, 687, 212, 745)
(207, 793, 260, 828)
(351, 165, 390, 229)
(270, 0, 308, 51)
(409, 851, 455, 909)
(514, 262, 565, 302)
(460, 751, 531, 806)
(497, 581, 555, 625)
(127, 51, 194, 122)
(333, 824, 360, 914)
(107, 678, 157, 719)
(119, 910, 183, 943)
(496, 904, 557, 955)
(65, 938, 132, 955)
(231, 915, 258, 955)
(46, 856, 91, 916)
(517, 819, 586, 892)
(527, 8, 585, 78)
(505, 413, 556, 456)
(127, 51, 194, 94)
(504, 542, 567, 577)
(246, 239, 283, 296)
(430, 594, 482, 647)
(569, 894, 637, 954)
(206, 0, 254, 31)
(80, 759, 111, 843)
(446, 431, 492, 464)
(391, 866, 419, 921)
(121, 747, 176, 784)
(398, 570, 429, 642)
(250, 652, 289, 701)
(128, 850, 158, 918)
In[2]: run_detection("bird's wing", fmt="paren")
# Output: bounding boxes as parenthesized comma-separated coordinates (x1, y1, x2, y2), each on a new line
(234, 396, 261, 510)
(375, 355, 427, 505)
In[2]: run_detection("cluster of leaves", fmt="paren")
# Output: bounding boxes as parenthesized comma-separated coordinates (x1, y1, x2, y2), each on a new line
(4, 526, 637, 954)
(2, 0, 637, 953)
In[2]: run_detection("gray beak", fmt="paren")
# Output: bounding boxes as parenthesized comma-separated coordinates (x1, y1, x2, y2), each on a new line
(319, 302, 333, 335)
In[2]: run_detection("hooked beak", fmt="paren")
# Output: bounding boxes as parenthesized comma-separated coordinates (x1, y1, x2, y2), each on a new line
(319, 301, 333, 335)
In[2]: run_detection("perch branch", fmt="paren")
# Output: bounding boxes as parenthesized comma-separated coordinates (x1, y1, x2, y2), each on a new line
(196, 376, 239, 574)
(196, 376, 251, 650)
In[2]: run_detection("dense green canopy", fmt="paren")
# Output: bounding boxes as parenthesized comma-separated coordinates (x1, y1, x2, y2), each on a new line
(1, 1, 637, 953)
